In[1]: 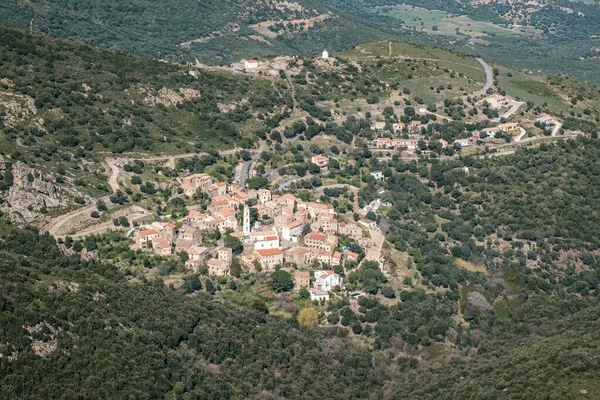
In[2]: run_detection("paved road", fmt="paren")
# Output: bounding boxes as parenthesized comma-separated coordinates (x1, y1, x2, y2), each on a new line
(106, 158, 122, 192)
(493, 101, 525, 122)
(419, 109, 452, 121)
(514, 127, 527, 142)
(474, 134, 580, 159)
(45, 195, 111, 237)
(473, 58, 494, 99)
(435, 57, 493, 108)
(551, 122, 563, 137)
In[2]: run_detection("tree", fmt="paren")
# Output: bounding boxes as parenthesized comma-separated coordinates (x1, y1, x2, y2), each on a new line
(72, 241, 83, 252)
(170, 197, 185, 209)
(268, 270, 294, 292)
(297, 307, 319, 327)
(246, 177, 269, 190)
(224, 232, 243, 254)
(351, 321, 363, 334)
(381, 285, 396, 298)
(183, 276, 201, 293)
(205, 279, 216, 295)
(298, 287, 310, 299)
(327, 311, 340, 325)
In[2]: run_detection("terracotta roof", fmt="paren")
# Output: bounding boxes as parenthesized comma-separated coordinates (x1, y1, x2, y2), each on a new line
(138, 229, 158, 237)
(207, 258, 228, 268)
(287, 247, 311, 255)
(306, 232, 326, 241)
(255, 248, 283, 257)
(286, 220, 305, 229)
(317, 270, 335, 279)
(153, 237, 171, 249)
(175, 239, 193, 249)
(250, 230, 277, 237)
(187, 246, 208, 255)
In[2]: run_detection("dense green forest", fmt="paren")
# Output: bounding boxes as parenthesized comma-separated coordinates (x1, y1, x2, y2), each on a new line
(1, 224, 599, 399)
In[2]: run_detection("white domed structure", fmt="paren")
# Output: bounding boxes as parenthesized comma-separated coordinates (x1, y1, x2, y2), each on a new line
(322, 50, 329, 59)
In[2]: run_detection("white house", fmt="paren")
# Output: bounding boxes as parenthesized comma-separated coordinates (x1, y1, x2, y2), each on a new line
(371, 121, 386, 131)
(455, 139, 470, 147)
(254, 235, 280, 250)
(371, 171, 384, 180)
(249, 230, 278, 242)
(314, 270, 343, 291)
(536, 114, 558, 128)
(322, 50, 329, 59)
(244, 59, 258, 69)
(392, 122, 405, 132)
(310, 288, 330, 302)
(482, 127, 500, 138)
(282, 220, 305, 242)
(311, 155, 329, 168)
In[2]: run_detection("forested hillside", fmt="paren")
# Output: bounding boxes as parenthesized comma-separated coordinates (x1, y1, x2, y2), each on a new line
(0, 26, 289, 155)
(0, 0, 399, 65)
(1, 0, 600, 82)
(1, 227, 599, 398)
(326, 0, 600, 82)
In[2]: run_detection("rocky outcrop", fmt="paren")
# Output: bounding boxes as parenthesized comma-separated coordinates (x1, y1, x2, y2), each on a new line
(0, 157, 85, 225)
(0, 90, 37, 127)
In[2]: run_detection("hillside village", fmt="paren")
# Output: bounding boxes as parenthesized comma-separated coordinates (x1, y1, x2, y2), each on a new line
(131, 171, 383, 301)
(370, 94, 562, 151)
(36, 46, 588, 307)
(6, 39, 590, 313)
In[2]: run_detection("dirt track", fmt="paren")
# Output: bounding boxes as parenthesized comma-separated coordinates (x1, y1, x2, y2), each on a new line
(43, 148, 245, 238)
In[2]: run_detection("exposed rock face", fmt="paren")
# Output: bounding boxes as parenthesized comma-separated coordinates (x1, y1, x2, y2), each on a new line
(0, 157, 84, 225)
(144, 87, 201, 107)
(0, 91, 37, 127)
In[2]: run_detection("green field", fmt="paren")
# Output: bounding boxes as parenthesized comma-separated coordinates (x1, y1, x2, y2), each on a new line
(341, 41, 486, 83)
(370, 4, 519, 38)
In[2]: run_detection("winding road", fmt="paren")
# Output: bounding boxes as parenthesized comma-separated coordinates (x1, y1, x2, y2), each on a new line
(472, 58, 494, 99)
(44, 148, 252, 238)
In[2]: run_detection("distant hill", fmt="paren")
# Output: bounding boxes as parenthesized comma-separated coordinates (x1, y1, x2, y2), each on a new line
(0, 0, 399, 65)
(1, 0, 600, 82)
